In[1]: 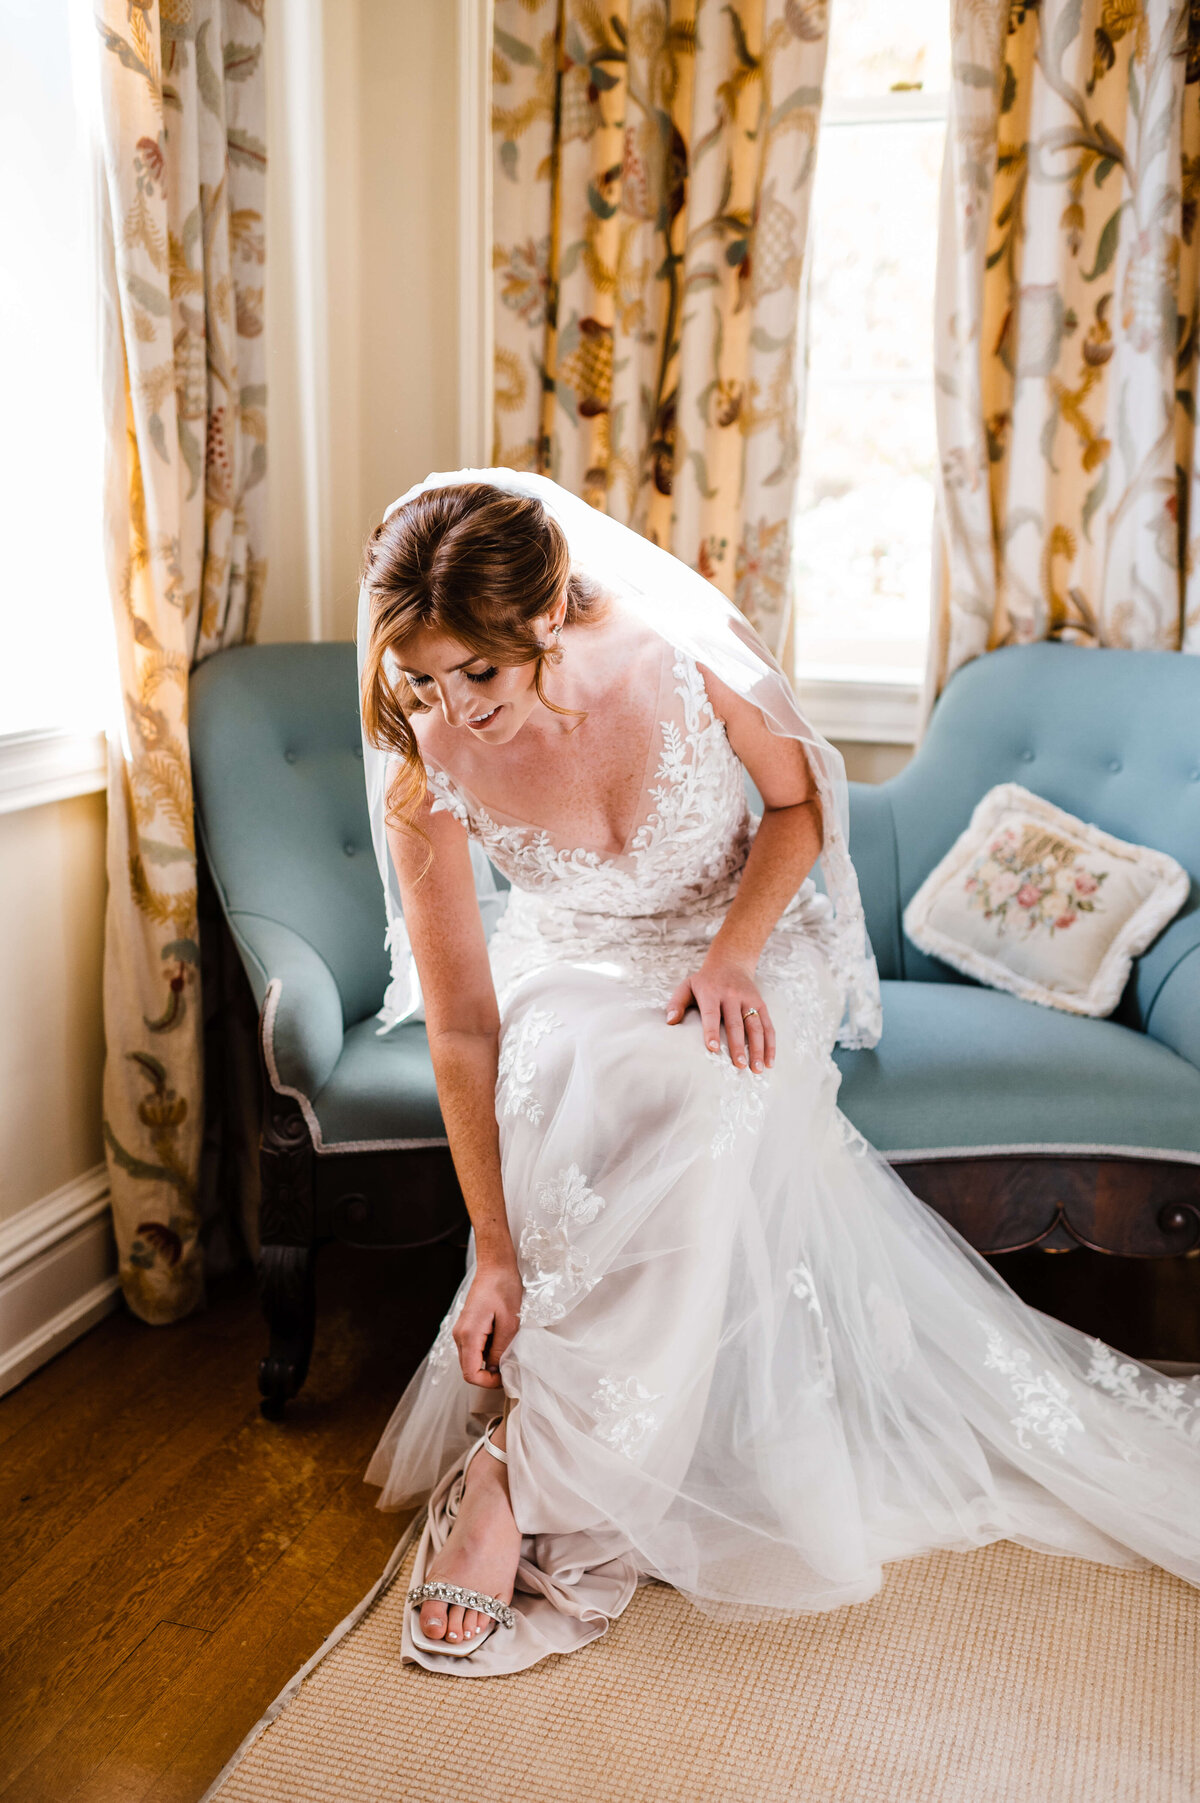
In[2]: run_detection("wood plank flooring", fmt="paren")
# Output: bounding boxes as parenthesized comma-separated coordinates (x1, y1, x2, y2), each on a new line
(1, 1229, 1196, 1803)
(0, 1237, 464, 1803)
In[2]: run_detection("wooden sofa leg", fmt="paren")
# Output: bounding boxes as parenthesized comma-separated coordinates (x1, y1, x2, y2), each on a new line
(256, 1027, 319, 1420)
(257, 1243, 318, 1419)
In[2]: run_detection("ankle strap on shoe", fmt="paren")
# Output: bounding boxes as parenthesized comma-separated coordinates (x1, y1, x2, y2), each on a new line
(481, 1415, 508, 1464)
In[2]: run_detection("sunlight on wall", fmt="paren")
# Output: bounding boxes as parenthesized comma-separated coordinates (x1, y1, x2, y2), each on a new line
(0, 793, 107, 1224)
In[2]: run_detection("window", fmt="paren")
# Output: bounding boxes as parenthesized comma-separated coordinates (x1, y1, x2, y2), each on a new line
(0, 0, 113, 758)
(791, 0, 950, 722)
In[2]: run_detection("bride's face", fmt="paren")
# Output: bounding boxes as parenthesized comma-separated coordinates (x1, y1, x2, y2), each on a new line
(396, 611, 563, 746)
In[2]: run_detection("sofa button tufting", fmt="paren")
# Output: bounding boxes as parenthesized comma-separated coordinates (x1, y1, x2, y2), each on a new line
(1019, 749, 1034, 762)
(1108, 758, 1122, 773)
(1190, 769, 1200, 782)
(343, 842, 356, 857)
(284, 749, 297, 763)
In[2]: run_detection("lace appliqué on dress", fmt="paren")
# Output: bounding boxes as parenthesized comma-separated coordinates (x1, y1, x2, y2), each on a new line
(427, 1297, 464, 1385)
(427, 646, 849, 1080)
(1085, 1340, 1200, 1441)
(426, 765, 473, 829)
(496, 1007, 561, 1125)
(705, 1045, 767, 1156)
(474, 649, 749, 916)
(592, 1374, 664, 1459)
(519, 1163, 607, 1328)
(982, 1323, 1085, 1455)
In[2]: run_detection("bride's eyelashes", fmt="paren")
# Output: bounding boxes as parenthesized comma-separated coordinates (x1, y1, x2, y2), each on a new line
(405, 668, 498, 688)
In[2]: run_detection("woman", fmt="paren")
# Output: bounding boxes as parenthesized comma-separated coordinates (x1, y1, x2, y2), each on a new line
(358, 468, 1200, 1678)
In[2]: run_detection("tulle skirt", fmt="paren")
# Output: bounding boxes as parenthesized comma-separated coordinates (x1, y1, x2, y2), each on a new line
(365, 928, 1200, 1671)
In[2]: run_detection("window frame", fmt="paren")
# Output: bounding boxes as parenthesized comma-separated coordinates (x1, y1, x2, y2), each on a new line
(790, 81, 950, 742)
(0, 730, 107, 816)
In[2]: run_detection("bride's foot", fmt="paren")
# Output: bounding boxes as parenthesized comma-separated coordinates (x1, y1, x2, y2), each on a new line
(419, 1420, 522, 1644)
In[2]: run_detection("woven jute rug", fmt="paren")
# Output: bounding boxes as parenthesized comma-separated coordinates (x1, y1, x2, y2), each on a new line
(204, 1523, 1198, 1803)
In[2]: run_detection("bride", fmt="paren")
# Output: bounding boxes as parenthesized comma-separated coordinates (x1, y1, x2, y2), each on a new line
(357, 467, 1200, 1676)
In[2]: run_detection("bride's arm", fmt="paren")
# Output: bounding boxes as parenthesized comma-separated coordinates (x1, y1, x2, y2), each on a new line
(665, 663, 823, 1076)
(387, 798, 521, 1390)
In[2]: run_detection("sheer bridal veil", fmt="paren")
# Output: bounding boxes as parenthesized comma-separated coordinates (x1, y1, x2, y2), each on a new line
(356, 467, 883, 1052)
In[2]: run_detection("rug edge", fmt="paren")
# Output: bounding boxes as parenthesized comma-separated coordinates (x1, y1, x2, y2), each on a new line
(199, 1514, 420, 1803)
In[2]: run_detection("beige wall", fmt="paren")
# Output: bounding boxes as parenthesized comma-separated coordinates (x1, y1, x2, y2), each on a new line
(263, 0, 461, 647)
(842, 742, 913, 784)
(0, 792, 107, 1225)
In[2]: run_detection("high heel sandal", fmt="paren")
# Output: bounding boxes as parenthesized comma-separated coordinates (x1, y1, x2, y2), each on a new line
(406, 1414, 517, 1658)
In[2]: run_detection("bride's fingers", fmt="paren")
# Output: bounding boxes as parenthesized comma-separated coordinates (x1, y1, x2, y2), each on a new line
(665, 978, 694, 1024)
(744, 1010, 766, 1072)
(723, 999, 748, 1068)
(489, 1310, 520, 1368)
(699, 995, 723, 1054)
(457, 1313, 500, 1387)
(761, 1009, 776, 1069)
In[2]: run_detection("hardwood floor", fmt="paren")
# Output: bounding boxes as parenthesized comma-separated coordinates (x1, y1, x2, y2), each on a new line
(1, 1229, 1196, 1803)
(0, 1237, 465, 1803)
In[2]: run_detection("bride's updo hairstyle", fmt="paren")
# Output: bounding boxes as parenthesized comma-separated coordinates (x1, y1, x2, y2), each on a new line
(360, 481, 609, 842)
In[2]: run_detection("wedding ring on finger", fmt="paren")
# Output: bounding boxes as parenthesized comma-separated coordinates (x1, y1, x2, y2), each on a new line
(741, 1006, 765, 1073)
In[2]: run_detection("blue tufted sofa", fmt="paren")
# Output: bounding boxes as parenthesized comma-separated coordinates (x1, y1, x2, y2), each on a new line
(190, 640, 1200, 1414)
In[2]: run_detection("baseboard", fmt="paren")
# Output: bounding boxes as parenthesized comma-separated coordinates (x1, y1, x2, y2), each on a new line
(0, 1164, 120, 1397)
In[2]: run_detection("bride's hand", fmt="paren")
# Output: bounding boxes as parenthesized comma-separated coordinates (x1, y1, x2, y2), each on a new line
(665, 957, 776, 1073)
(454, 1262, 524, 1388)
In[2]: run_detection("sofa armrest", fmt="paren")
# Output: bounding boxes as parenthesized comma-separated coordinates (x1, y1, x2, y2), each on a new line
(228, 911, 344, 1099)
(1144, 943, 1200, 1072)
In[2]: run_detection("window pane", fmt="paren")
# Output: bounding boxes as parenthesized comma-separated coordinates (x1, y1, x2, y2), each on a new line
(807, 120, 944, 381)
(0, 0, 112, 735)
(793, 383, 935, 677)
(792, 100, 946, 680)
(824, 0, 951, 98)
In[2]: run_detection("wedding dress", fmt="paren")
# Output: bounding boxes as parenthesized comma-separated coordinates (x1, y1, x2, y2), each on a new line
(363, 626, 1200, 1677)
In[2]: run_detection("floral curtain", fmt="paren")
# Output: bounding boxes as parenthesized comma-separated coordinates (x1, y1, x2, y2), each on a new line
(491, 0, 830, 656)
(928, 0, 1200, 713)
(96, 0, 267, 1324)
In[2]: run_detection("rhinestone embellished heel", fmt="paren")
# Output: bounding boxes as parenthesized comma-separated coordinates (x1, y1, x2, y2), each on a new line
(406, 1415, 516, 1658)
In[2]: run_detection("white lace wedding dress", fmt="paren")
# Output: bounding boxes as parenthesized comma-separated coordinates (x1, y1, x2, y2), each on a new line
(364, 635, 1200, 1675)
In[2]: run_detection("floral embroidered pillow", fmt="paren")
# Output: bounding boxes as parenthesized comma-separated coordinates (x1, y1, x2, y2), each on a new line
(902, 784, 1190, 1017)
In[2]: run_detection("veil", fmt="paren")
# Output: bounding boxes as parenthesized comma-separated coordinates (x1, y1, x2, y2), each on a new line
(356, 467, 883, 1051)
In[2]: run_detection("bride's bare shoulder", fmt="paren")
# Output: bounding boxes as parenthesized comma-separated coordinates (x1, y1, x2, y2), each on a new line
(406, 705, 462, 783)
(407, 695, 463, 752)
(587, 596, 669, 669)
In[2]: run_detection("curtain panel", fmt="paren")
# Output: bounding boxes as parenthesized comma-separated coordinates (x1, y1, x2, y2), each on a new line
(929, 0, 1200, 713)
(95, 0, 267, 1324)
(491, 0, 830, 657)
